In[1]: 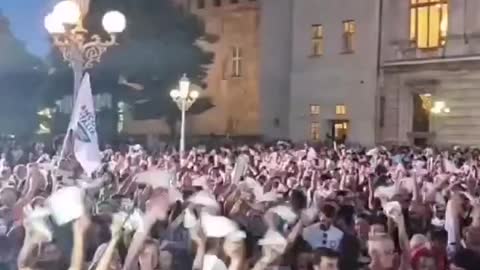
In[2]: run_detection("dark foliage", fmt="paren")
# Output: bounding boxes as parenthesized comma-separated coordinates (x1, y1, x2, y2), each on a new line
(0, 13, 46, 139)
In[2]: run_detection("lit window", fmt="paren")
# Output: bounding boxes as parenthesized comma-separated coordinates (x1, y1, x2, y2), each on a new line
(410, 0, 448, 49)
(197, 0, 205, 8)
(232, 46, 242, 77)
(336, 105, 347, 115)
(311, 25, 323, 56)
(213, 0, 221, 7)
(310, 104, 320, 115)
(342, 20, 355, 53)
(310, 122, 321, 141)
(334, 123, 348, 130)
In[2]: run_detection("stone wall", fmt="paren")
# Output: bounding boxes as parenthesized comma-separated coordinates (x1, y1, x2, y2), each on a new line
(379, 0, 480, 146)
(381, 63, 480, 146)
(258, 0, 292, 139)
(287, 0, 381, 146)
(124, 0, 261, 137)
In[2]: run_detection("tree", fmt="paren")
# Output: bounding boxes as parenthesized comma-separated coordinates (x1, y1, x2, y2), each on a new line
(0, 12, 46, 139)
(44, 0, 214, 141)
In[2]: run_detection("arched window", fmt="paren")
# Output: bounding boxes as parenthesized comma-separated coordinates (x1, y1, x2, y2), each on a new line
(410, 0, 448, 49)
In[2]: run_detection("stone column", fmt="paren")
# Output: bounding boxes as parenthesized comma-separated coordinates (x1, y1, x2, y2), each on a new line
(398, 87, 413, 144)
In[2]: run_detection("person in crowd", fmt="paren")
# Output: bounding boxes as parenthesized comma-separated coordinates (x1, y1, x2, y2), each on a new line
(3, 141, 480, 270)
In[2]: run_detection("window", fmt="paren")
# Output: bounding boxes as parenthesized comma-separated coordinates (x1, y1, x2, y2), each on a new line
(197, 0, 205, 8)
(232, 46, 242, 77)
(310, 104, 320, 115)
(342, 20, 355, 53)
(311, 25, 324, 56)
(410, 0, 448, 49)
(213, 0, 221, 7)
(336, 105, 347, 115)
(310, 122, 321, 141)
(231, 0, 239, 3)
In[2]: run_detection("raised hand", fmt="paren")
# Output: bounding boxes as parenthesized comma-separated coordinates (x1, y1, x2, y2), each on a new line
(144, 190, 170, 223)
(73, 214, 91, 236)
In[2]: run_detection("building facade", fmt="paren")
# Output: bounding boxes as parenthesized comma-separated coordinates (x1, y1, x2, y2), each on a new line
(380, 0, 480, 146)
(186, 0, 261, 137)
(260, 0, 381, 146)
(124, 0, 261, 139)
(261, 0, 480, 146)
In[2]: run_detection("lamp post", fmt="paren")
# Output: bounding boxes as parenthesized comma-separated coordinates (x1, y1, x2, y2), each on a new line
(44, 0, 126, 100)
(170, 74, 199, 158)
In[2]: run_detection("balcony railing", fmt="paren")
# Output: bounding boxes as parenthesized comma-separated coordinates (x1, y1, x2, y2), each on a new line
(388, 39, 446, 61)
(386, 33, 480, 63)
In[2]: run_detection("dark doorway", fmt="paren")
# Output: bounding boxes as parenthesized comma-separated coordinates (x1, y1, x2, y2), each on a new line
(412, 93, 431, 146)
(412, 94, 430, 132)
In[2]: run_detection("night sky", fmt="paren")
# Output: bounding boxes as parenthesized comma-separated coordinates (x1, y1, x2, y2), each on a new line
(1, 0, 57, 57)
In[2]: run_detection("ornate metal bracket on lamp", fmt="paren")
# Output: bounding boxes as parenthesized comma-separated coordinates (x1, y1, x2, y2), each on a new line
(44, 0, 126, 98)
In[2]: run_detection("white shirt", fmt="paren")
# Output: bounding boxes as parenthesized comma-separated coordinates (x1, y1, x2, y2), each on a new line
(302, 223, 344, 251)
(203, 254, 227, 270)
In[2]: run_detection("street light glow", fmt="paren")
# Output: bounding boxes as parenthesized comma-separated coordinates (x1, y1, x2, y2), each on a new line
(170, 89, 180, 99)
(179, 74, 190, 94)
(45, 0, 126, 103)
(53, 0, 81, 25)
(431, 107, 441, 114)
(102, 11, 127, 33)
(434, 101, 446, 109)
(431, 100, 450, 114)
(44, 13, 65, 34)
(189, 90, 199, 99)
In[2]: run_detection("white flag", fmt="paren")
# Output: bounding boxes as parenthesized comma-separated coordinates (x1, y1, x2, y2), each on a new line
(69, 73, 101, 175)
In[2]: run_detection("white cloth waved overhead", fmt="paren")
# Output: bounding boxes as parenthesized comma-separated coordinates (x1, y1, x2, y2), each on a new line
(135, 169, 175, 189)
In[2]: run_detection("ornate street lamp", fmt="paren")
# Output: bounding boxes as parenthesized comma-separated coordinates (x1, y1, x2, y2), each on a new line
(170, 74, 199, 158)
(44, 0, 126, 99)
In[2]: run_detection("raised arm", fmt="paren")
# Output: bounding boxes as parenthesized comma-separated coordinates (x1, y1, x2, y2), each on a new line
(70, 215, 91, 270)
(94, 222, 122, 270)
(17, 234, 37, 269)
(15, 167, 43, 210)
(411, 172, 421, 204)
(123, 192, 169, 270)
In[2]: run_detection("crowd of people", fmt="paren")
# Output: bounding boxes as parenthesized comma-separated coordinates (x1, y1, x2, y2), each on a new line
(1, 140, 480, 270)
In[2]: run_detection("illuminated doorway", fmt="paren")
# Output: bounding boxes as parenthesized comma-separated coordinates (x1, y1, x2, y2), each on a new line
(412, 93, 431, 146)
(330, 120, 349, 144)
